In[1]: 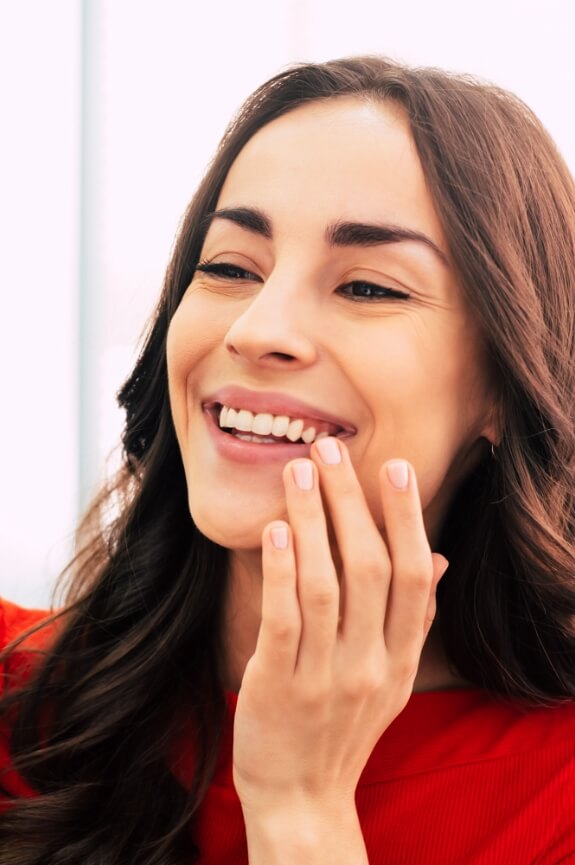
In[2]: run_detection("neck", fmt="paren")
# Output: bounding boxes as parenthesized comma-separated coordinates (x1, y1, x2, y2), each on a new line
(221, 549, 465, 694)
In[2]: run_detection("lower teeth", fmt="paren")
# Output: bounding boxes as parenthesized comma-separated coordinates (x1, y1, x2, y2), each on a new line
(232, 432, 301, 444)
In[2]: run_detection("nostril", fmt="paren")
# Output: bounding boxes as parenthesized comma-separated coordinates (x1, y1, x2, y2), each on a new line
(225, 332, 315, 366)
(225, 344, 295, 362)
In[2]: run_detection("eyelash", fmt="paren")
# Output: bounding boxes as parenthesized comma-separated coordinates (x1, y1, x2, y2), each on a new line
(196, 262, 260, 282)
(194, 261, 410, 302)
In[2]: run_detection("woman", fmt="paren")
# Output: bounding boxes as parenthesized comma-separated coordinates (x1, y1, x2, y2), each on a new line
(1, 56, 575, 864)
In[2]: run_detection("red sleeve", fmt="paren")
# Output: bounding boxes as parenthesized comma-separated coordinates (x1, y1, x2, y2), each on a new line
(0, 597, 55, 809)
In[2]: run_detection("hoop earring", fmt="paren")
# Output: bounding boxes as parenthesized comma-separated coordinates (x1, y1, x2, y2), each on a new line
(490, 442, 497, 459)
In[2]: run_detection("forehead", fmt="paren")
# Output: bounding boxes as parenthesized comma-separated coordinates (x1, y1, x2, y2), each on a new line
(217, 96, 446, 249)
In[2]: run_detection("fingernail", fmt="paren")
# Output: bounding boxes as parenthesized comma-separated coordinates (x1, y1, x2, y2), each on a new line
(292, 460, 314, 490)
(386, 460, 409, 490)
(315, 436, 341, 465)
(271, 526, 288, 549)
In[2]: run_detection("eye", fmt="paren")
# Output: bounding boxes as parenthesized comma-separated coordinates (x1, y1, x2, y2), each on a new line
(337, 280, 410, 302)
(194, 261, 261, 282)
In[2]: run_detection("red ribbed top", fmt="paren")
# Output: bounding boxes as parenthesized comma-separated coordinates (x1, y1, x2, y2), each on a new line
(2, 598, 575, 863)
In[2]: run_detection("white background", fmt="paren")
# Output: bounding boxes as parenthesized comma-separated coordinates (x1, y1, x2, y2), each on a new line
(1, 0, 574, 608)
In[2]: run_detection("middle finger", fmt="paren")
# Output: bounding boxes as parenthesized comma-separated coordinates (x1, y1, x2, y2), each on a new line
(310, 436, 392, 653)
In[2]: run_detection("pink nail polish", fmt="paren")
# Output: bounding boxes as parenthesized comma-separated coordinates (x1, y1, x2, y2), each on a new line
(271, 526, 288, 549)
(292, 461, 314, 490)
(386, 460, 409, 490)
(315, 436, 341, 465)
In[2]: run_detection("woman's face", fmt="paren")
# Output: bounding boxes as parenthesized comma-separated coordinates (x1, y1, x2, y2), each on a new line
(167, 97, 497, 551)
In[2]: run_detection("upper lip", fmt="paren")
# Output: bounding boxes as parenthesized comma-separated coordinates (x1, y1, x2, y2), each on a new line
(202, 385, 357, 436)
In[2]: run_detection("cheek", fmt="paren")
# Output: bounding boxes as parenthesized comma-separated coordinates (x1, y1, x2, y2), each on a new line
(166, 312, 191, 439)
(166, 298, 223, 443)
(350, 329, 488, 521)
(166, 297, 227, 404)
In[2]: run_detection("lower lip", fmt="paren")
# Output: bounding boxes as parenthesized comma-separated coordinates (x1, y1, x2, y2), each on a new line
(204, 408, 316, 465)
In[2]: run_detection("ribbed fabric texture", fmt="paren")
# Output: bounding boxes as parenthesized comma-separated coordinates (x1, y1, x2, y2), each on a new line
(2, 598, 575, 863)
(188, 689, 575, 863)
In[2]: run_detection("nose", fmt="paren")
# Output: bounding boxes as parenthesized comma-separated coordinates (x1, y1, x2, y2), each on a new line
(224, 276, 319, 370)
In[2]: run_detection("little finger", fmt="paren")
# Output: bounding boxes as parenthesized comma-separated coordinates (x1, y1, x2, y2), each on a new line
(379, 461, 434, 660)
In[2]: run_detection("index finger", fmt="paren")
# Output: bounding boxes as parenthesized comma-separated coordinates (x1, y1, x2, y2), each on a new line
(256, 521, 301, 676)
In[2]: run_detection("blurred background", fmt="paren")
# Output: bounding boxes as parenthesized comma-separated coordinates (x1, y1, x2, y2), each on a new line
(1, 0, 574, 607)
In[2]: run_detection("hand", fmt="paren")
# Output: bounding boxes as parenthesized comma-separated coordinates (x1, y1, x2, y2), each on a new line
(233, 438, 447, 826)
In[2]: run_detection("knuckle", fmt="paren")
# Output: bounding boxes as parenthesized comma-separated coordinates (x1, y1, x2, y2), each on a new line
(341, 679, 363, 700)
(350, 554, 386, 583)
(310, 591, 336, 611)
(396, 559, 433, 591)
(343, 677, 380, 701)
(267, 618, 298, 643)
(300, 681, 330, 708)
(342, 662, 385, 699)
(303, 579, 338, 612)
(394, 652, 420, 684)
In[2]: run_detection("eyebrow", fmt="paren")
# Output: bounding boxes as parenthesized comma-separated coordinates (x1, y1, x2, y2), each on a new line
(201, 206, 449, 267)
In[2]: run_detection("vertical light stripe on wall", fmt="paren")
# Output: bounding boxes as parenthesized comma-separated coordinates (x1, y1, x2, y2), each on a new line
(78, 0, 102, 513)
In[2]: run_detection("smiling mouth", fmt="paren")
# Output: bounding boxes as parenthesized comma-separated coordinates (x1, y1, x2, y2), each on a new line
(209, 402, 347, 445)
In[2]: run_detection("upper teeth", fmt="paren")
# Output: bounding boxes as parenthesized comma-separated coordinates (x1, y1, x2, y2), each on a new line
(218, 405, 328, 444)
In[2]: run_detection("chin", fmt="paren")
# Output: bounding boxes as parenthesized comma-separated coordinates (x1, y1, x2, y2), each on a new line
(187, 491, 287, 551)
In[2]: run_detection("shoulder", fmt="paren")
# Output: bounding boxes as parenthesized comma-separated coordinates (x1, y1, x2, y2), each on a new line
(356, 690, 575, 862)
(0, 598, 57, 807)
(0, 597, 55, 651)
(362, 686, 575, 783)
(0, 597, 60, 694)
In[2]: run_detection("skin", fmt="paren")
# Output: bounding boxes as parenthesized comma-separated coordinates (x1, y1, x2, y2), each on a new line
(166, 96, 498, 862)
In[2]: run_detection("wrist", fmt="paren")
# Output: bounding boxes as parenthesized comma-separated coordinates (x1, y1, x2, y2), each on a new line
(241, 797, 369, 865)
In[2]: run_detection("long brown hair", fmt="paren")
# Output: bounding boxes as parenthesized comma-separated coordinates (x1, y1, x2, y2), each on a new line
(2, 56, 575, 864)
